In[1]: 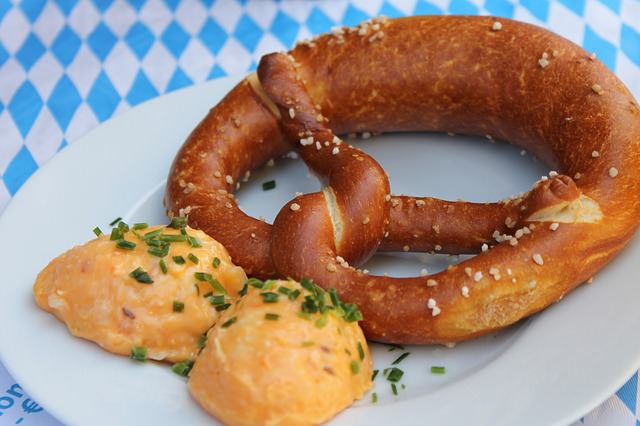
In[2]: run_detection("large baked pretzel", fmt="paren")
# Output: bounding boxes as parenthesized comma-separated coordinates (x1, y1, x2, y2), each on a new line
(166, 16, 640, 344)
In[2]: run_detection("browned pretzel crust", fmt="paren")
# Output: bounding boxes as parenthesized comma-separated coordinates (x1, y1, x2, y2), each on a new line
(166, 16, 640, 343)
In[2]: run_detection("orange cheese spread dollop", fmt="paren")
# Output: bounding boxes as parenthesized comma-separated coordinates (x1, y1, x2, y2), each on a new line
(188, 278, 373, 426)
(33, 223, 247, 363)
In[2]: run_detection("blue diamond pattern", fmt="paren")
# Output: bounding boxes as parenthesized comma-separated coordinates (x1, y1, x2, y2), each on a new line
(342, 4, 369, 26)
(207, 64, 226, 80)
(449, 0, 479, 15)
(0, 42, 7, 67)
(166, 67, 193, 92)
(88, 22, 117, 61)
(2, 146, 38, 195)
(51, 26, 82, 67)
(520, 0, 550, 21)
(621, 24, 640, 66)
(306, 8, 333, 36)
(86, 71, 120, 121)
(379, 2, 404, 18)
(54, 0, 78, 16)
(598, 0, 621, 13)
(484, 0, 515, 17)
(161, 21, 190, 58)
(616, 372, 638, 415)
(8, 81, 43, 138)
(126, 70, 158, 105)
(125, 22, 155, 59)
(0, 0, 11, 23)
(162, 0, 179, 12)
(47, 74, 82, 130)
(558, 0, 585, 15)
(414, 1, 442, 15)
(583, 26, 617, 70)
(19, 0, 46, 23)
(92, 0, 113, 13)
(270, 11, 298, 47)
(15, 34, 44, 71)
(199, 17, 227, 55)
(234, 15, 262, 51)
(0, 100, 4, 115)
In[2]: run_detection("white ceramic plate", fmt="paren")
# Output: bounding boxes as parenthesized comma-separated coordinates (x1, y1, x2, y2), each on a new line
(1, 75, 639, 426)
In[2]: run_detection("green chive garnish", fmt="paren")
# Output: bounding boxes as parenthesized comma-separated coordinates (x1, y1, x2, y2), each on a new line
(209, 278, 227, 295)
(110, 228, 123, 241)
(212, 257, 221, 268)
(171, 360, 194, 377)
(173, 255, 186, 265)
(238, 283, 248, 297)
(262, 180, 276, 191)
(371, 392, 378, 404)
(357, 342, 365, 361)
(215, 303, 231, 311)
(289, 289, 301, 300)
(197, 335, 207, 350)
(343, 303, 363, 322)
(350, 360, 360, 374)
(372, 369, 379, 381)
(117, 221, 129, 233)
(159, 259, 168, 274)
(116, 240, 136, 250)
(143, 229, 163, 240)
(109, 217, 123, 226)
(391, 383, 398, 396)
(159, 234, 187, 243)
(221, 316, 237, 328)
(278, 287, 291, 296)
(129, 267, 153, 284)
(130, 346, 147, 362)
(188, 253, 199, 264)
(173, 301, 185, 312)
(168, 216, 187, 229)
(132, 223, 148, 230)
(392, 352, 410, 365)
(147, 246, 169, 257)
(210, 295, 226, 305)
(265, 313, 280, 321)
(430, 366, 446, 374)
(315, 314, 328, 328)
(260, 292, 279, 303)
(188, 236, 202, 248)
(246, 278, 265, 288)
(194, 272, 212, 281)
(93, 227, 103, 237)
(385, 367, 404, 383)
(386, 343, 405, 352)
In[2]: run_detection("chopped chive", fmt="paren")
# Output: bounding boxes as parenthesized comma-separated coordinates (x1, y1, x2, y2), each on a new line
(329, 288, 341, 307)
(194, 272, 213, 281)
(246, 278, 265, 288)
(209, 278, 227, 295)
(221, 316, 237, 328)
(215, 303, 231, 311)
(386, 343, 405, 352)
(117, 221, 129, 233)
(180, 228, 188, 236)
(210, 295, 226, 305)
(288, 289, 301, 300)
(93, 227, 103, 237)
(343, 303, 363, 322)
(372, 369, 379, 381)
(188, 236, 202, 248)
(132, 223, 148, 230)
(173, 301, 185, 312)
(171, 360, 194, 377)
(116, 240, 137, 250)
(130, 346, 147, 362)
(371, 392, 378, 404)
(278, 286, 291, 296)
(146, 239, 167, 248)
(143, 229, 163, 240)
(265, 313, 280, 321)
(159, 259, 168, 274)
(197, 334, 207, 350)
(392, 352, 410, 365)
(168, 216, 187, 229)
(173, 256, 186, 265)
(188, 253, 199, 264)
(401, 384, 406, 390)
(238, 283, 248, 297)
(260, 292, 279, 303)
(314, 314, 328, 328)
(357, 342, 365, 361)
(385, 367, 404, 383)
(110, 228, 123, 241)
(301, 296, 318, 313)
(147, 246, 169, 257)
(297, 312, 311, 321)
(129, 267, 153, 284)
(109, 217, 123, 226)
(391, 383, 398, 396)
(300, 277, 315, 294)
(262, 180, 276, 191)
(430, 366, 446, 374)
(350, 360, 360, 375)
(212, 257, 221, 268)
(159, 234, 187, 243)
(194, 283, 200, 295)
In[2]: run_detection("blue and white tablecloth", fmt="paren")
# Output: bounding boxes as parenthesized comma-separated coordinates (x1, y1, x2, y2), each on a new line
(0, 0, 639, 424)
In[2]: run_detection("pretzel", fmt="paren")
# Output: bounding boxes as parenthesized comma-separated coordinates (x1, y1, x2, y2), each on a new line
(165, 16, 640, 344)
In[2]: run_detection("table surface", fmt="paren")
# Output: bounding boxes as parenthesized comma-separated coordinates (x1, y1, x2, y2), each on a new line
(1, 0, 639, 425)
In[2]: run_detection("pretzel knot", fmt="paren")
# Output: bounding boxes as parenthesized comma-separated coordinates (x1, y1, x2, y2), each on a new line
(165, 16, 640, 344)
